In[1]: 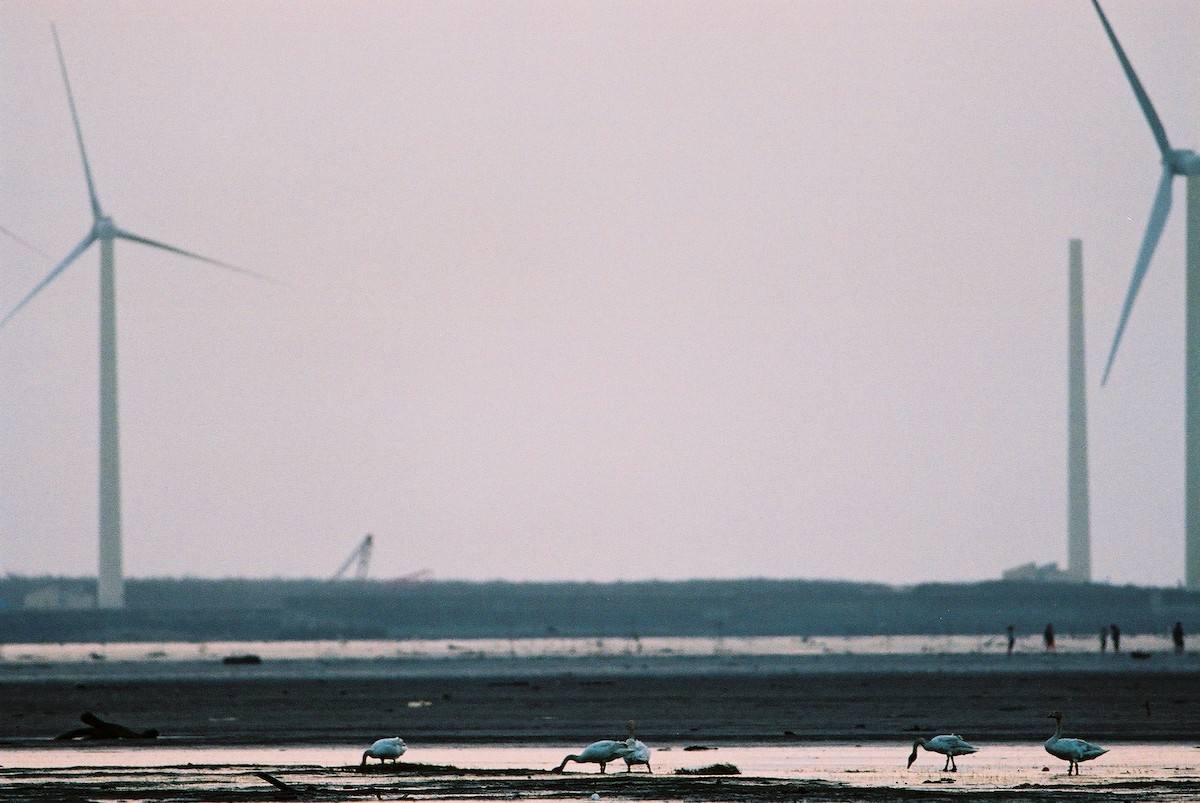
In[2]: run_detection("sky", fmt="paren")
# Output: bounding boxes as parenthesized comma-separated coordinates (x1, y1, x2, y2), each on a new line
(1, 1, 1198, 586)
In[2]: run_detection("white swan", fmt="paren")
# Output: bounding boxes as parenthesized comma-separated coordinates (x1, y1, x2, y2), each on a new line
(1045, 711, 1107, 775)
(619, 721, 652, 773)
(621, 737, 652, 772)
(906, 734, 979, 772)
(553, 740, 631, 774)
(361, 736, 407, 765)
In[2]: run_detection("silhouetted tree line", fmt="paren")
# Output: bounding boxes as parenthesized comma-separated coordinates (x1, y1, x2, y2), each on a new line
(0, 577, 1196, 643)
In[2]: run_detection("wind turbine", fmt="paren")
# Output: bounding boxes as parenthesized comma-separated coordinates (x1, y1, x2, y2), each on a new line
(1, 26, 270, 608)
(1090, 0, 1200, 589)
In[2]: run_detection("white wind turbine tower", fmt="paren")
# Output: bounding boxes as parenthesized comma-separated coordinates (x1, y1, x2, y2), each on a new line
(1091, 0, 1200, 590)
(1, 26, 272, 608)
(1067, 239, 1092, 583)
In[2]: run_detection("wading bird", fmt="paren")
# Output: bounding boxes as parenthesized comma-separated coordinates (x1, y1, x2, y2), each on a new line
(906, 735, 979, 772)
(1045, 711, 1107, 775)
(621, 737, 652, 772)
(361, 736, 407, 765)
(620, 720, 652, 773)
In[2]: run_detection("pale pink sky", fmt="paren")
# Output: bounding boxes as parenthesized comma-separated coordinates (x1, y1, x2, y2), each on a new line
(1, 1, 1197, 585)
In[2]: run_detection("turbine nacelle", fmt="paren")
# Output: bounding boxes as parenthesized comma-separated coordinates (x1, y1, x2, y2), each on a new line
(93, 215, 117, 239)
(1168, 149, 1200, 177)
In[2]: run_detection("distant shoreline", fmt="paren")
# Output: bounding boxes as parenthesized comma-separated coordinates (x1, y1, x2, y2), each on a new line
(2, 648, 1198, 683)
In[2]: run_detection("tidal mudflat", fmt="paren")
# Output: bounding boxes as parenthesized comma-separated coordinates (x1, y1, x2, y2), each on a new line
(2, 648, 1198, 800)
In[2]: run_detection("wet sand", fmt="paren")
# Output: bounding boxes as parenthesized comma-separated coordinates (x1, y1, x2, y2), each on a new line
(4, 761, 1200, 803)
(4, 653, 1199, 745)
(2, 653, 1199, 800)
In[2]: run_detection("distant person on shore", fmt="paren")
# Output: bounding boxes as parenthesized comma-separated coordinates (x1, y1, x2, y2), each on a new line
(1044, 623, 1055, 651)
(1006, 625, 1015, 655)
(1172, 621, 1184, 654)
(1100, 626, 1108, 653)
(1110, 623, 1121, 653)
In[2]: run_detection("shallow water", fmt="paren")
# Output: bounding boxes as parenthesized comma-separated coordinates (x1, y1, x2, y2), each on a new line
(5, 742, 1199, 786)
(4, 743, 1200, 802)
(0, 633, 1184, 663)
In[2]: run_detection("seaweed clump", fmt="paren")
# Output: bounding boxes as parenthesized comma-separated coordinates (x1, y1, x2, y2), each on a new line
(674, 763, 740, 776)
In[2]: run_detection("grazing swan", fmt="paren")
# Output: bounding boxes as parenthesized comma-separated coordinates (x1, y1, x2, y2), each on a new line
(553, 740, 631, 773)
(906, 735, 979, 772)
(1045, 711, 1107, 775)
(362, 736, 407, 765)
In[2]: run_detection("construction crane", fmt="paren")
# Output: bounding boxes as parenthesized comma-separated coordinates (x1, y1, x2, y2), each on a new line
(332, 534, 373, 581)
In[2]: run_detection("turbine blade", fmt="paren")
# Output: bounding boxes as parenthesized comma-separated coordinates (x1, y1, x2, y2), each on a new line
(0, 232, 96, 329)
(113, 227, 283, 285)
(1091, 1, 1172, 160)
(1102, 168, 1174, 385)
(0, 224, 53, 261)
(51, 24, 102, 220)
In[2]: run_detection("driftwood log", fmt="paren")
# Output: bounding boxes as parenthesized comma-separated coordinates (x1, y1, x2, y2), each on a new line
(54, 711, 159, 740)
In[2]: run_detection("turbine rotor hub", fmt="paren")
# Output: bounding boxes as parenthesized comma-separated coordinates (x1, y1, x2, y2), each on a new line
(94, 215, 116, 238)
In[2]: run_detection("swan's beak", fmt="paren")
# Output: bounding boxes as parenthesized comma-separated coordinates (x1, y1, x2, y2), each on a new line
(906, 752, 917, 768)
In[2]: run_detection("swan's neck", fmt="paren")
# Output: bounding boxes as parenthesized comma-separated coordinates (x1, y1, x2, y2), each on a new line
(1046, 719, 1062, 745)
